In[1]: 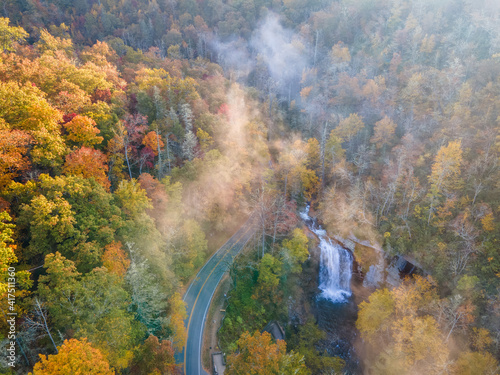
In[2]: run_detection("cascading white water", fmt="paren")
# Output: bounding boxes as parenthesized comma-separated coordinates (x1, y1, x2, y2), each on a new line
(300, 205, 353, 303)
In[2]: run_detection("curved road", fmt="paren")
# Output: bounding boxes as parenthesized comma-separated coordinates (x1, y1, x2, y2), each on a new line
(176, 217, 255, 375)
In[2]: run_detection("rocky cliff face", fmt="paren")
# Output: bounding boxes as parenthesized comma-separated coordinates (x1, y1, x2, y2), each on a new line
(332, 234, 424, 290)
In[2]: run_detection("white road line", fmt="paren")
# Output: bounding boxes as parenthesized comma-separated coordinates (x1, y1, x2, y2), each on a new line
(183, 220, 249, 302)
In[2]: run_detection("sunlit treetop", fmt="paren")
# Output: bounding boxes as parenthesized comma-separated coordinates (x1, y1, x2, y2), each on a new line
(0, 17, 27, 52)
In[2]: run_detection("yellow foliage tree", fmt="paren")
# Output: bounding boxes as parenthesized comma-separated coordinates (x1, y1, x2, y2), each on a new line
(196, 128, 213, 151)
(481, 213, 495, 232)
(333, 113, 365, 142)
(0, 81, 67, 167)
(142, 131, 164, 156)
(63, 115, 103, 147)
(0, 17, 28, 51)
(356, 288, 395, 344)
(0, 211, 31, 295)
(392, 315, 448, 369)
(168, 292, 187, 351)
(429, 140, 463, 195)
(281, 228, 309, 274)
(428, 140, 463, 223)
(452, 351, 498, 375)
(226, 331, 309, 375)
(30, 338, 114, 375)
(370, 116, 397, 149)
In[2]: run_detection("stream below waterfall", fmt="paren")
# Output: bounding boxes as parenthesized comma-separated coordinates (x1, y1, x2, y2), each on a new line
(300, 205, 362, 374)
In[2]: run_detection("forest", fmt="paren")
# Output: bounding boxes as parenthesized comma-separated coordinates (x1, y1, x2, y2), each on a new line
(0, 0, 499, 374)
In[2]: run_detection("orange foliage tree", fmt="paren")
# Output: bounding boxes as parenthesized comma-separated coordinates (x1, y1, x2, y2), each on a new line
(0, 121, 34, 189)
(130, 335, 176, 375)
(30, 338, 114, 375)
(101, 241, 130, 278)
(63, 147, 110, 190)
(142, 131, 164, 156)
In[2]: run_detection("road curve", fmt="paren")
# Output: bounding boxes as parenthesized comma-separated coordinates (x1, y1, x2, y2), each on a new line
(176, 217, 255, 375)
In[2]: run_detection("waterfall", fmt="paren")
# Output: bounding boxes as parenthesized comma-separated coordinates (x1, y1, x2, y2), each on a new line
(300, 206, 353, 303)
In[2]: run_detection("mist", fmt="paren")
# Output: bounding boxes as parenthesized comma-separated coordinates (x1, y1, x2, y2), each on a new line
(212, 13, 308, 103)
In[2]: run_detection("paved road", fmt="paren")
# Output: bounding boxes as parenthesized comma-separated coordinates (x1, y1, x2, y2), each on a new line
(176, 218, 255, 375)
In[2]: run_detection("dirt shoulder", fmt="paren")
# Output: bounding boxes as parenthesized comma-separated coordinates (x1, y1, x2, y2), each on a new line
(201, 273, 232, 373)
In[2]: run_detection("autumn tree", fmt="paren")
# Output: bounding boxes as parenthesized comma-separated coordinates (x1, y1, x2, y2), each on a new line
(101, 241, 130, 278)
(114, 179, 152, 218)
(37, 252, 81, 329)
(30, 338, 114, 375)
(0, 81, 66, 167)
(0, 17, 28, 51)
(138, 173, 169, 227)
(142, 130, 164, 156)
(63, 147, 110, 190)
(371, 116, 397, 150)
(428, 140, 463, 224)
(278, 140, 320, 200)
(0, 212, 20, 294)
(0, 121, 33, 189)
(0, 211, 31, 330)
(357, 276, 449, 373)
(130, 335, 176, 375)
(36, 28, 74, 56)
(38, 253, 140, 369)
(305, 138, 321, 172)
(63, 115, 104, 147)
(111, 115, 148, 179)
(168, 292, 187, 351)
(18, 194, 76, 259)
(281, 228, 309, 274)
(332, 113, 365, 145)
(391, 315, 448, 372)
(356, 288, 395, 345)
(225, 331, 310, 375)
(7, 174, 124, 268)
(196, 127, 213, 151)
(452, 351, 499, 375)
(324, 131, 345, 181)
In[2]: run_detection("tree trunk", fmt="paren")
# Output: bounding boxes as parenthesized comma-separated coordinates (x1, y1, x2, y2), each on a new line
(262, 220, 265, 258)
(35, 298, 58, 353)
(166, 133, 171, 175)
(156, 125, 162, 178)
(320, 121, 328, 195)
(124, 143, 132, 179)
